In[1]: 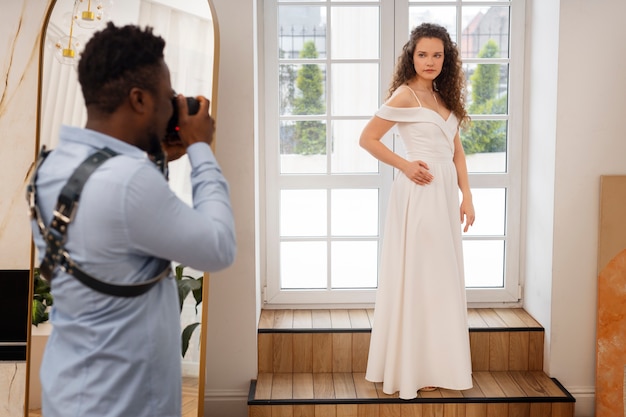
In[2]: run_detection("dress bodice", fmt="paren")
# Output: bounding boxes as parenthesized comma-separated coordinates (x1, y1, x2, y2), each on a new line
(376, 103, 459, 163)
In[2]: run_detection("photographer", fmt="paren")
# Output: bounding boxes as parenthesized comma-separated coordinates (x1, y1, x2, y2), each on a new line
(28, 23, 235, 417)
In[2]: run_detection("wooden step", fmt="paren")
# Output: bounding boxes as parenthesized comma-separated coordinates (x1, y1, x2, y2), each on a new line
(258, 308, 545, 374)
(249, 309, 575, 417)
(248, 371, 575, 417)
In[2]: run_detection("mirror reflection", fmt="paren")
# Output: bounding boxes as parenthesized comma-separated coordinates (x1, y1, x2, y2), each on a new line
(32, 1, 216, 416)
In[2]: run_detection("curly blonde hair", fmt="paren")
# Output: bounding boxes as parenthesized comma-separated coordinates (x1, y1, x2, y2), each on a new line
(388, 23, 469, 128)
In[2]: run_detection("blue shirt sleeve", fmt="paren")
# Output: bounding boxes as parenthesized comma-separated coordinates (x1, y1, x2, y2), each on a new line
(124, 142, 236, 271)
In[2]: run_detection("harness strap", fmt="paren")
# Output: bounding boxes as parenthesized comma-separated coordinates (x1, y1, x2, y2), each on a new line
(27, 146, 52, 236)
(40, 147, 118, 280)
(27, 146, 170, 297)
(60, 255, 171, 297)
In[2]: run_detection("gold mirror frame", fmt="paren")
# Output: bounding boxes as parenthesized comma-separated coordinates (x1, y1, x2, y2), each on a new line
(30, 2, 220, 416)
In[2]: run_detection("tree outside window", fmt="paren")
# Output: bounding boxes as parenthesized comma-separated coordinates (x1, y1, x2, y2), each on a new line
(461, 39, 507, 155)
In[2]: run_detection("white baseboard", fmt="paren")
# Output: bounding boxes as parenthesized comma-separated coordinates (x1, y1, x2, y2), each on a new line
(202, 389, 249, 417)
(567, 386, 595, 417)
(181, 361, 200, 377)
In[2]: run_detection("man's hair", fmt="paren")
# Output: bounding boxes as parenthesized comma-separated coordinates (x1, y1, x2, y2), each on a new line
(78, 22, 166, 113)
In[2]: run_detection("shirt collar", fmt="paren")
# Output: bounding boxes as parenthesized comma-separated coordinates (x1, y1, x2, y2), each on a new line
(59, 125, 150, 160)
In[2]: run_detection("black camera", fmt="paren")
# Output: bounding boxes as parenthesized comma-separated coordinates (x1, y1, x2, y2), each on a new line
(165, 96, 200, 138)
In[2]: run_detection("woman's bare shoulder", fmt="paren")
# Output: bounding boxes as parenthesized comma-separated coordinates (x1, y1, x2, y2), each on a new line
(385, 85, 419, 108)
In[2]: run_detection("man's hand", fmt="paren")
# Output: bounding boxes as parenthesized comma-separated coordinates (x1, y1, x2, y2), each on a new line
(161, 134, 186, 162)
(175, 94, 215, 147)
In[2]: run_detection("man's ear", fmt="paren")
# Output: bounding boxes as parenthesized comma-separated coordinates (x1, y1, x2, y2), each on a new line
(128, 87, 150, 114)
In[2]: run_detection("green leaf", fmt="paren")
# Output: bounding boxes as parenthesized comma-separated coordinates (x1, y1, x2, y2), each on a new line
(181, 322, 200, 357)
(31, 269, 53, 325)
(177, 278, 202, 311)
(32, 299, 48, 326)
(192, 276, 203, 312)
(34, 274, 51, 295)
(175, 264, 185, 280)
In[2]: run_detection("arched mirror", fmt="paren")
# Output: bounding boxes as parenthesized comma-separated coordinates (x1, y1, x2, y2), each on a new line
(29, 1, 219, 416)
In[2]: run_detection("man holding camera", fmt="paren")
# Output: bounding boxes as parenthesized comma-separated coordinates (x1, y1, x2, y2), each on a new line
(28, 23, 236, 417)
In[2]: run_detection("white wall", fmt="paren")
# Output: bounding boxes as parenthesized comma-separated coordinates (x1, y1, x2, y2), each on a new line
(523, 0, 559, 379)
(524, 0, 626, 416)
(554, 0, 626, 414)
(202, 1, 259, 416)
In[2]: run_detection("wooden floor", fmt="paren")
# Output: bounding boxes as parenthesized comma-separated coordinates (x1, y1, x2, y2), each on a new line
(182, 376, 200, 417)
(28, 376, 199, 417)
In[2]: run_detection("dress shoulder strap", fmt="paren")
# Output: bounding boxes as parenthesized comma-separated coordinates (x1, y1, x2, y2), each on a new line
(401, 85, 422, 107)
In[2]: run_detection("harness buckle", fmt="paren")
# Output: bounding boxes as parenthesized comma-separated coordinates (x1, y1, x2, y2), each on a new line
(52, 202, 78, 226)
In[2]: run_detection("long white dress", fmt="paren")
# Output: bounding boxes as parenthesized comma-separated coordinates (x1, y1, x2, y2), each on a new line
(365, 86, 473, 399)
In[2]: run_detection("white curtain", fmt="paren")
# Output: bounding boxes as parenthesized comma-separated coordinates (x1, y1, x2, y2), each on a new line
(40, 21, 87, 150)
(139, 0, 215, 207)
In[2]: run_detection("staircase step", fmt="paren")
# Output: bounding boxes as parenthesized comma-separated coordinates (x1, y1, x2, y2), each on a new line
(258, 308, 545, 373)
(250, 309, 575, 416)
(248, 371, 575, 417)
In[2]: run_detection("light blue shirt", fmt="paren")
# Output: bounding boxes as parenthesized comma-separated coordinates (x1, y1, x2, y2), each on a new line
(31, 125, 236, 417)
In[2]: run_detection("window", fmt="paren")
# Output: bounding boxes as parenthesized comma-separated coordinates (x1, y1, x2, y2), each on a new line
(263, 0, 524, 306)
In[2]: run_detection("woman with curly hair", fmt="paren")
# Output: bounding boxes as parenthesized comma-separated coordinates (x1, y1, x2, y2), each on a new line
(360, 23, 474, 399)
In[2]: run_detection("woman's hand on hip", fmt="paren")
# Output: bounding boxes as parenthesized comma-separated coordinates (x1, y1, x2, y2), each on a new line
(403, 160, 433, 185)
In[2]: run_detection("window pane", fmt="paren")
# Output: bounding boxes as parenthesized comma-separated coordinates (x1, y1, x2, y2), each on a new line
(331, 7, 379, 60)
(281, 189, 327, 236)
(463, 240, 504, 287)
(331, 189, 378, 236)
(462, 188, 505, 236)
(464, 63, 509, 113)
(278, 6, 326, 59)
(281, 241, 327, 289)
(409, 6, 457, 39)
(279, 64, 298, 116)
(280, 120, 327, 174)
(332, 63, 379, 116)
(461, 6, 510, 59)
(331, 120, 378, 173)
(331, 241, 378, 288)
(279, 63, 327, 117)
(461, 120, 507, 172)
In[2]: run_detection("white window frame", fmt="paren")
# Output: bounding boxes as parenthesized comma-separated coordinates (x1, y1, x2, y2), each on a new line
(261, 0, 525, 307)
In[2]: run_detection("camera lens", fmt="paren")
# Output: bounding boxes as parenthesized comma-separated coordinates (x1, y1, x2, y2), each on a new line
(166, 96, 200, 138)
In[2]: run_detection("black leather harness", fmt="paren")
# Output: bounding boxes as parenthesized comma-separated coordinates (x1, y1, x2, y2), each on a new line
(27, 146, 170, 297)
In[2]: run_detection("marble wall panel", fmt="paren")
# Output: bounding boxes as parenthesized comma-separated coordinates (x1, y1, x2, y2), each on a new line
(596, 176, 626, 417)
(0, 1, 51, 269)
(0, 363, 27, 417)
(596, 249, 626, 417)
(0, 2, 53, 416)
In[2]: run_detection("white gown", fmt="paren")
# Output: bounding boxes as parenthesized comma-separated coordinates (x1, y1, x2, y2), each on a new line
(365, 86, 473, 399)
